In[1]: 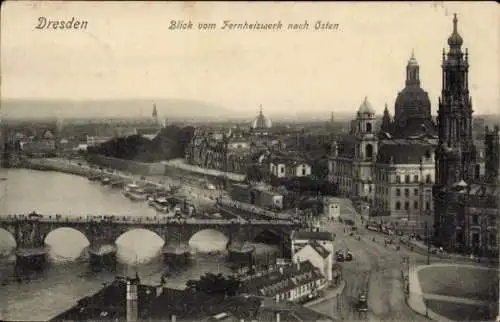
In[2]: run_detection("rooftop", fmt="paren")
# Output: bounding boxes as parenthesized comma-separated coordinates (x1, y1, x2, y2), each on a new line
(292, 231, 335, 241)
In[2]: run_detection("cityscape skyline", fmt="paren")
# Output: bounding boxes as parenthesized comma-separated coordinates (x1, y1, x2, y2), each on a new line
(1, 2, 499, 118)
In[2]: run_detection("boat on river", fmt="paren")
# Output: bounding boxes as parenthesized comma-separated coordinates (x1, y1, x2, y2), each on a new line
(123, 183, 148, 201)
(148, 197, 173, 214)
(100, 177, 111, 185)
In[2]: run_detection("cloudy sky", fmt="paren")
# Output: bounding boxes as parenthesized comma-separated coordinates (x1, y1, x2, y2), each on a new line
(1, 1, 499, 118)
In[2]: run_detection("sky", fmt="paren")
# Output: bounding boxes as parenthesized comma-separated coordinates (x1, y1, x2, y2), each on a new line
(1, 1, 499, 119)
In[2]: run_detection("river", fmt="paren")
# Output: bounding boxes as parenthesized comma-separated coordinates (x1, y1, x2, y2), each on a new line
(0, 169, 277, 321)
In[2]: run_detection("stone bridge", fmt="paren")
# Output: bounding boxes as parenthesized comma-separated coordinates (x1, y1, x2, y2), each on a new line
(0, 214, 302, 254)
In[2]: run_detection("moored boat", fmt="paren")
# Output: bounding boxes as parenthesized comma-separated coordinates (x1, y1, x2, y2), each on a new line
(123, 183, 148, 201)
(100, 177, 111, 185)
(149, 197, 171, 214)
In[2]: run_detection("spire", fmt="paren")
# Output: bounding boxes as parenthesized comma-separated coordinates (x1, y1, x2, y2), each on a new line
(259, 104, 263, 116)
(447, 13, 463, 48)
(381, 103, 392, 133)
(411, 48, 415, 59)
(453, 13, 458, 33)
(152, 103, 158, 118)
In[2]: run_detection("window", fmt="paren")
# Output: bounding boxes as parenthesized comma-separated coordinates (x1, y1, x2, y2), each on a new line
(414, 188, 419, 196)
(302, 167, 306, 176)
(396, 175, 401, 183)
(280, 167, 284, 174)
(426, 174, 432, 183)
(396, 201, 401, 210)
(404, 188, 409, 197)
(396, 188, 401, 196)
(404, 201, 409, 210)
(413, 175, 419, 183)
(414, 201, 419, 210)
(425, 202, 430, 211)
(472, 215, 479, 225)
(366, 122, 372, 133)
(365, 144, 373, 160)
(405, 175, 410, 183)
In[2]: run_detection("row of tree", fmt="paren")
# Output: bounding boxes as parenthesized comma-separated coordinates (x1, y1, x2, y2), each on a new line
(87, 125, 195, 162)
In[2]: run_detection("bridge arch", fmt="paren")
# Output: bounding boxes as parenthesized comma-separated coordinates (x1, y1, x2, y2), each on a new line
(44, 227, 90, 261)
(0, 227, 16, 255)
(188, 228, 230, 253)
(115, 228, 165, 264)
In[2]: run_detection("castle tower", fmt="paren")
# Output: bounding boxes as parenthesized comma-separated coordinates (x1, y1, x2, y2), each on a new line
(126, 273, 140, 322)
(435, 13, 476, 187)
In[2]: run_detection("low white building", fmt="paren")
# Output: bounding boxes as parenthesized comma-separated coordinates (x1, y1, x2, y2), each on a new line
(323, 198, 340, 220)
(269, 158, 312, 179)
(293, 241, 333, 281)
(291, 231, 335, 258)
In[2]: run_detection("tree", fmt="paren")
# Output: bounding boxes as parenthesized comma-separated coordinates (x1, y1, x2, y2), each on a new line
(186, 273, 241, 297)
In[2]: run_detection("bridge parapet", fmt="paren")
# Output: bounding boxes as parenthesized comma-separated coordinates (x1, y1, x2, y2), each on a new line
(0, 214, 303, 253)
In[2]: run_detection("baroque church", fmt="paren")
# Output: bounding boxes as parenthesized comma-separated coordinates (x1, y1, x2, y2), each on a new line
(328, 15, 490, 238)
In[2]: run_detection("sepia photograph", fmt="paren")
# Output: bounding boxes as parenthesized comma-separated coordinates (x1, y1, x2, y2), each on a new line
(0, 1, 499, 321)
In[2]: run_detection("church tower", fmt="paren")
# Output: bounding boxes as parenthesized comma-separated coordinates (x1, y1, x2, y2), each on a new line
(435, 14, 477, 187)
(152, 103, 159, 126)
(352, 96, 378, 203)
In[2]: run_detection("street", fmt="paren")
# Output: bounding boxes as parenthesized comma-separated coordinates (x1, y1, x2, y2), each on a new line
(309, 216, 428, 322)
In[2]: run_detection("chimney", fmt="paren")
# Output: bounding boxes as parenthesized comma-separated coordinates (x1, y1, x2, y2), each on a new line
(126, 278, 139, 322)
(171, 314, 176, 322)
(275, 312, 281, 322)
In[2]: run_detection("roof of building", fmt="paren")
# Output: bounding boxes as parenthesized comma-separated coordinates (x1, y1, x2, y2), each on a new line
(357, 96, 376, 115)
(377, 139, 436, 164)
(308, 241, 331, 259)
(238, 261, 323, 296)
(52, 278, 157, 321)
(292, 231, 335, 241)
(147, 288, 226, 320)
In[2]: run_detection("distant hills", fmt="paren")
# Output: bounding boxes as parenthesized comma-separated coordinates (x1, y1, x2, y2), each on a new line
(0, 98, 234, 122)
(1, 98, 498, 124)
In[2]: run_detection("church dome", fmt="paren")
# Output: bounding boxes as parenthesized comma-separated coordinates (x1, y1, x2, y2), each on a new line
(357, 96, 375, 115)
(448, 14, 463, 47)
(250, 106, 272, 130)
(395, 86, 431, 110)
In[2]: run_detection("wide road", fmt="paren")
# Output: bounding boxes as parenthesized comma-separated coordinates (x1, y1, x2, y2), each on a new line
(309, 216, 428, 322)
